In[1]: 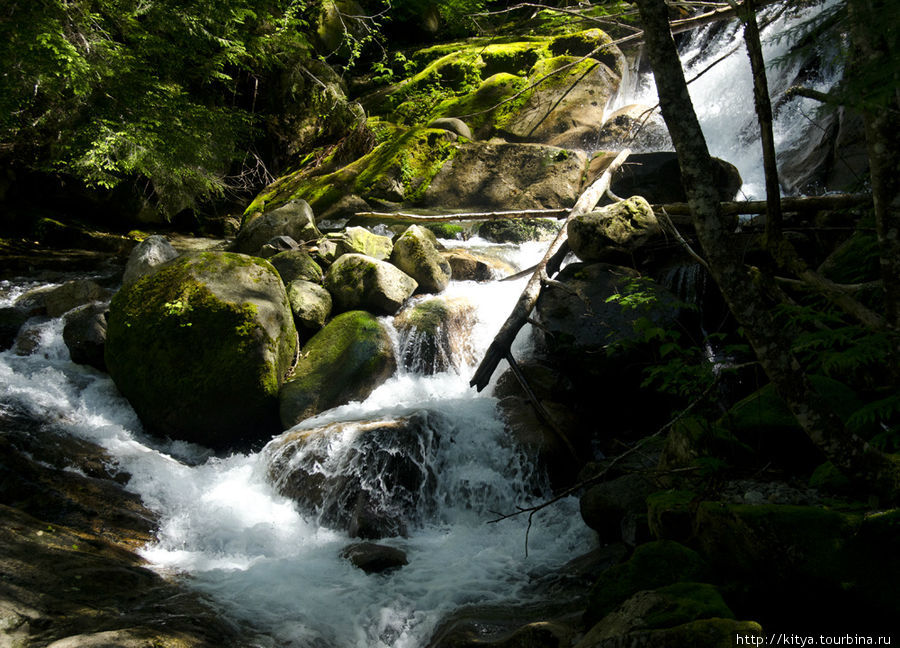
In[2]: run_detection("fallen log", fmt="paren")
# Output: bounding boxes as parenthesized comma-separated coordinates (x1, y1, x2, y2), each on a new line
(654, 193, 872, 218)
(352, 208, 568, 223)
(470, 148, 632, 393)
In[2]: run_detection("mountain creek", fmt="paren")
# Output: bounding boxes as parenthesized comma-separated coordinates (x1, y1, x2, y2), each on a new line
(1, 2, 898, 647)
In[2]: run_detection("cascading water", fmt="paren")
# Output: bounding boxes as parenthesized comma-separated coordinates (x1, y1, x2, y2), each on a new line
(607, 0, 844, 199)
(0, 239, 595, 648)
(0, 5, 849, 646)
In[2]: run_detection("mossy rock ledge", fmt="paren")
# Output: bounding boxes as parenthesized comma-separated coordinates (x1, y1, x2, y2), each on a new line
(279, 310, 396, 429)
(105, 251, 298, 448)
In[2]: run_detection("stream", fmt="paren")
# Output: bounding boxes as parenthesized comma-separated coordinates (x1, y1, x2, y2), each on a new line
(0, 3, 844, 646)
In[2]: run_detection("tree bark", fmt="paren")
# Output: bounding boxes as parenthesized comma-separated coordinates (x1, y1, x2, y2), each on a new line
(634, 0, 900, 502)
(469, 149, 631, 392)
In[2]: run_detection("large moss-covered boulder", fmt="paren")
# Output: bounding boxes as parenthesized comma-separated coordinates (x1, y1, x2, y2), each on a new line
(584, 540, 710, 627)
(104, 252, 297, 448)
(390, 225, 452, 294)
(233, 200, 321, 255)
(477, 217, 559, 243)
(279, 310, 396, 428)
(569, 196, 660, 261)
(324, 253, 418, 314)
(425, 142, 586, 210)
(581, 582, 734, 642)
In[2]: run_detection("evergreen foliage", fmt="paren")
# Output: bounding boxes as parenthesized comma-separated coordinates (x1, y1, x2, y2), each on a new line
(1, 0, 319, 216)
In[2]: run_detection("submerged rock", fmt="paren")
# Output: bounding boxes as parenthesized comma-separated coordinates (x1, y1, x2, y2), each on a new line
(266, 411, 443, 538)
(104, 251, 297, 448)
(279, 310, 395, 428)
(390, 225, 452, 294)
(323, 253, 417, 314)
(341, 542, 408, 574)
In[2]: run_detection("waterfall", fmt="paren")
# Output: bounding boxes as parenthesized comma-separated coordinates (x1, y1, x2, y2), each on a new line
(608, 0, 844, 199)
(0, 238, 595, 648)
(0, 5, 850, 646)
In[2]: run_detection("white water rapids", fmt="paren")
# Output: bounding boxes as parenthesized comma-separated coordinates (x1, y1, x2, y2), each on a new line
(0, 240, 595, 648)
(0, 5, 846, 646)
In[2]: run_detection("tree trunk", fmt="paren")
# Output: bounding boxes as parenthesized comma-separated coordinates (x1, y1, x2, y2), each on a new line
(633, 0, 900, 502)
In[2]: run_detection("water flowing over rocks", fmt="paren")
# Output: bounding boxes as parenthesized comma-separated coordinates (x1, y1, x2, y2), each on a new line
(266, 411, 444, 538)
(395, 296, 477, 375)
(105, 251, 297, 448)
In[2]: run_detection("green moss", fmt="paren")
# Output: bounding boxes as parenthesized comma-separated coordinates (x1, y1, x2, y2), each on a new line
(642, 582, 734, 629)
(425, 223, 465, 239)
(647, 490, 696, 541)
(480, 42, 544, 77)
(279, 310, 396, 426)
(584, 540, 710, 627)
(549, 28, 621, 74)
(105, 253, 292, 445)
(433, 72, 529, 134)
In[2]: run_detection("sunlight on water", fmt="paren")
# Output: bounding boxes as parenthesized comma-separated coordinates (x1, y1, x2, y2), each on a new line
(609, 1, 842, 199)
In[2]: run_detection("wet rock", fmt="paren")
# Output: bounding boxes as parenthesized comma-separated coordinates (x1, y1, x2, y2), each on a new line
(122, 235, 179, 287)
(568, 196, 660, 261)
(580, 473, 657, 545)
(574, 618, 763, 648)
(279, 311, 396, 428)
(105, 251, 297, 448)
(608, 152, 741, 204)
(440, 249, 515, 281)
(62, 303, 108, 371)
(390, 225, 452, 294)
(395, 297, 477, 374)
(285, 279, 332, 331)
(323, 253, 417, 315)
(477, 218, 559, 244)
(269, 248, 324, 284)
(581, 582, 734, 642)
(341, 542, 408, 574)
(266, 411, 442, 538)
(594, 103, 672, 151)
(0, 408, 247, 646)
(583, 540, 710, 627)
(233, 199, 321, 256)
(0, 306, 29, 351)
(43, 279, 110, 318)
